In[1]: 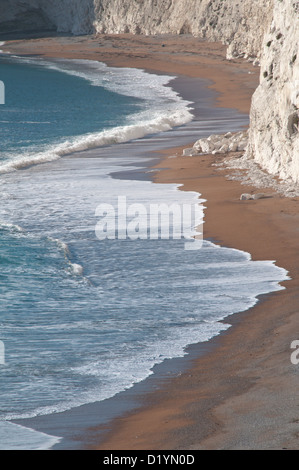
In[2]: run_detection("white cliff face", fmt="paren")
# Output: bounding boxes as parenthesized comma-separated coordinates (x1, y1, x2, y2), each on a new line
(93, 0, 298, 185)
(0, 0, 272, 58)
(246, 0, 299, 183)
(93, 0, 273, 60)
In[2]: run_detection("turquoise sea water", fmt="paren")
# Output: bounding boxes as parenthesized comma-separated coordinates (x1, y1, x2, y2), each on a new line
(0, 57, 141, 156)
(0, 55, 289, 449)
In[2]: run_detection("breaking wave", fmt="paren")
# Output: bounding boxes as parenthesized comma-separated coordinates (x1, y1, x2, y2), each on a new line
(0, 56, 193, 175)
(0, 108, 193, 174)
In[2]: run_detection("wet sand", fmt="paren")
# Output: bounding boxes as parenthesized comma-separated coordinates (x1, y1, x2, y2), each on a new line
(2, 34, 299, 450)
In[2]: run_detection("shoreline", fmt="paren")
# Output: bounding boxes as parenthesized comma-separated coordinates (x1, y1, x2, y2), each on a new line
(2, 33, 258, 115)
(99, 148, 299, 450)
(3, 35, 299, 450)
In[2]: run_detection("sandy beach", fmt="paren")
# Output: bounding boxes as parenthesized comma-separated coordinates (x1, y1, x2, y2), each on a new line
(2, 34, 299, 450)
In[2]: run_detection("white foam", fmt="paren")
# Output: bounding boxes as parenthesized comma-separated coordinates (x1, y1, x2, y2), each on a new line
(69, 262, 84, 276)
(48, 237, 84, 277)
(0, 221, 23, 232)
(3, 320, 230, 421)
(48, 237, 70, 257)
(21, 57, 187, 105)
(0, 109, 192, 174)
(0, 421, 61, 450)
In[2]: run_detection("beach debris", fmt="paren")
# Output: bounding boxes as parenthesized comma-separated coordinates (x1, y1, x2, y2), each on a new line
(240, 192, 267, 200)
(182, 148, 197, 156)
(252, 193, 267, 200)
(240, 193, 253, 200)
(186, 130, 249, 156)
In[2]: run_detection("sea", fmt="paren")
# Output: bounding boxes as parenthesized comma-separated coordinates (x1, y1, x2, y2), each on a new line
(0, 52, 289, 450)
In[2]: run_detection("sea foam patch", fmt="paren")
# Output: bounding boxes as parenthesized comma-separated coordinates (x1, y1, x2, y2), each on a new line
(0, 421, 61, 450)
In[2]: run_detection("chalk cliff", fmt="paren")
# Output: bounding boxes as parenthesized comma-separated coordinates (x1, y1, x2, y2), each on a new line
(0, 0, 298, 184)
(0, 0, 272, 59)
(93, 0, 273, 60)
(246, 0, 299, 183)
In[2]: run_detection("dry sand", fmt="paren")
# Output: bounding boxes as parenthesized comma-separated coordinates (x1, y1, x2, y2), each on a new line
(2, 34, 299, 450)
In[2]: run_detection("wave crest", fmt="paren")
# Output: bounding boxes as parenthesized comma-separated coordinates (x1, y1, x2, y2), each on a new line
(0, 107, 193, 174)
